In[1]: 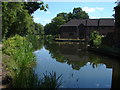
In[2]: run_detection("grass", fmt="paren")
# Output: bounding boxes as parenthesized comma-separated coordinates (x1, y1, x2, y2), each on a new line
(39, 71, 62, 88)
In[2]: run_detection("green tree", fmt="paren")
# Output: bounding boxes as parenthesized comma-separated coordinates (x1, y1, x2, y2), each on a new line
(23, 2, 48, 15)
(2, 2, 48, 39)
(72, 7, 89, 19)
(34, 22, 44, 36)
(44, 17, 66, 35)
(56, 12, 68, 22)
(89, 31, 102, 48)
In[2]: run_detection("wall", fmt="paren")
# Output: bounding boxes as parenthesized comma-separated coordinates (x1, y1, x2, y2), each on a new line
(60, 26, 78, 39)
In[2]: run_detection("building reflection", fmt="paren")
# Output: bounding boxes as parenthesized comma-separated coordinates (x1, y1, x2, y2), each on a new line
(45, 42, 120, 89)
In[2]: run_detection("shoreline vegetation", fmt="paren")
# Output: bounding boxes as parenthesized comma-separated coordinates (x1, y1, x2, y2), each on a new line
(2, 35, 62, 88)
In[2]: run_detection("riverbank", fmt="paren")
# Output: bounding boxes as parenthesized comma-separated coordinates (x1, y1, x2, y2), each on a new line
(87, 47, 120, 59)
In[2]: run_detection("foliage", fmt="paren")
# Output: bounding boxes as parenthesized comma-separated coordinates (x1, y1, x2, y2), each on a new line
(72, 7, 89, 19)
(89, 56, 101, 68)
(34, 22, 44, 36)
(39, 72, 62, 88)
(2, 35, 35, 78)
(56, 12, 69, 22)
(2, 2, 47, 39)
(89, 31, 102, 48)
(2, 2, 34, 38)
(114, 5, 120, 27)
(12, 68, 39, 88)
(23, 2, 48, 15)
(44, 35, 54, 41)
(56, 7, 89, 22)
(44, 17, 66, 35)
(13, 69, 62, 88)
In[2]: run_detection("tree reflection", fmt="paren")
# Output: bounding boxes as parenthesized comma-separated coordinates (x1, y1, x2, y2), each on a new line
(26, 35, 44, 50)
(44, 41, 120, 88)
(44, 41, 105, 70)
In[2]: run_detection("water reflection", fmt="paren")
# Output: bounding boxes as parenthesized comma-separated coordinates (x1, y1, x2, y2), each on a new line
(34, 41, 120, 88)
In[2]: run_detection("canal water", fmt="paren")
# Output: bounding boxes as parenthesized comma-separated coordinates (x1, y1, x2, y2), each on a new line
(34, 41, 120, 88)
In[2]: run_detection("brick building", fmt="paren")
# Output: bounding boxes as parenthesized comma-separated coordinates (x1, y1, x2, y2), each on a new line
(60, 18, 115, 39)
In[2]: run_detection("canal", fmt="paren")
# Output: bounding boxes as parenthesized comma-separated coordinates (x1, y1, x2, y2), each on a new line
(33, 41, 120, 88)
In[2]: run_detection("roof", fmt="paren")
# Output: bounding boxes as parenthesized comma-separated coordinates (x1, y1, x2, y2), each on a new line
(61, 18, 115, 27)
(86, 19, 99, 26)
(61, 19, 86, 26)
(99, 19, 115, 26)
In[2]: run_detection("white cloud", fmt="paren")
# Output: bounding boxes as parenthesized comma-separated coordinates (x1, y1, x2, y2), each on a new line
(46, 11, 50, 14)
(82, 7, 104, 13)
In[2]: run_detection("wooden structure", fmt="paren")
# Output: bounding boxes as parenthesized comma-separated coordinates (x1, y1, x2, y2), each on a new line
(60, 19, 115, 40)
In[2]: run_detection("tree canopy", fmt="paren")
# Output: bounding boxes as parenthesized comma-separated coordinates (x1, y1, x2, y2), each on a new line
(2, 2, 48, 39)
(34, 22, 44, 35)
(23, 2, 48, 15)
(44, 17, 66, 35)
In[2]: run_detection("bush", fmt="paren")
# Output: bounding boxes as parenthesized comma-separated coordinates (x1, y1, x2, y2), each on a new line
(2, 35, 35, 78)
(89, 31, 102, 48)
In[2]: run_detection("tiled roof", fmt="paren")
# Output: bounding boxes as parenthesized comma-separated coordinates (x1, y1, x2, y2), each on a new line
(99, 19, 115, 26)
(86, 19, 99, 26)
(61, 19, 87, 26)
(61, 18, 115, 27)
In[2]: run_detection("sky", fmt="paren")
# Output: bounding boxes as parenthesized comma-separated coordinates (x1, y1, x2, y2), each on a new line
(32, 2, 116, 26)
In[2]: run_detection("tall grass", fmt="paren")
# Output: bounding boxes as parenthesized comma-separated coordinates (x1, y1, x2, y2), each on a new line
(13, 70, 62, 88)
(39, 71, 62, 88)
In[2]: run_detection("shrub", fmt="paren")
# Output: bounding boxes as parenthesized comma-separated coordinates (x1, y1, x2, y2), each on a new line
(89, 31, 102, 48)
(2, 35, 35, 78)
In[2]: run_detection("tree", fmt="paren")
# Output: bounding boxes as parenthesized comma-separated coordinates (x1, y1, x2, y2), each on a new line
(56, 12, 68, 22)
(73, 7, 83, 14)
(56, 7, 89, 22)
(2, 2, 35, 38)
(72, 7, 89, 19)
(114, 2, 120, 27)
(2, 2, 47, 38)
(114, 1, 120, 44)
(23, 2, 48, 15)
(44, 17, 66, 35)
(34, 22, 44, 35)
